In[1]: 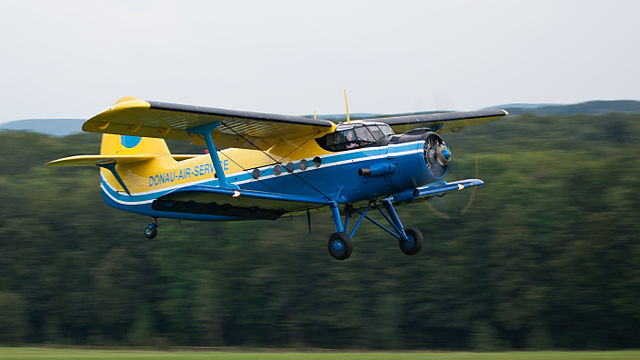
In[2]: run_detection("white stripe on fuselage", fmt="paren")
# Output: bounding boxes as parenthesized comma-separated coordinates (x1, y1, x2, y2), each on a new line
(103, 141, 424, 205)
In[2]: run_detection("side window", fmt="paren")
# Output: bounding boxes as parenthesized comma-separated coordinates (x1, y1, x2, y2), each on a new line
(355, 126, 375, 144)
(368, 125, 384, 141)
(344, 129, 359, 149)
(378, 124, 394, 136)
(344, 129, 356, 143)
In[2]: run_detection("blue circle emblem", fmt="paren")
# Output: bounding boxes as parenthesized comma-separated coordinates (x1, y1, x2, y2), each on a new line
(121, 135, 141, 148)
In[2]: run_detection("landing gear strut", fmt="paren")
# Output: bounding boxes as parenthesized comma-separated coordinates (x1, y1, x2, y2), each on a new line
(327, 199, 423, 260)
(144, 218, 158, 239)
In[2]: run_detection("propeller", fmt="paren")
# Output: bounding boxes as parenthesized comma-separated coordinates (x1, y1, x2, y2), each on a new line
(421, 155, 480, 219)
(423, 119, 480, 219)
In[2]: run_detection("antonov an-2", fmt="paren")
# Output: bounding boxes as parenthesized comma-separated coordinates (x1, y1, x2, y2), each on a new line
(48, 96, 508, 260)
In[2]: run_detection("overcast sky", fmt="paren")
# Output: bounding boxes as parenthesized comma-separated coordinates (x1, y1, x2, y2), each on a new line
(1, 0, 638, 123)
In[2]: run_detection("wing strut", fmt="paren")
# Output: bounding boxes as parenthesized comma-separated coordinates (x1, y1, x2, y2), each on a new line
(188, 122, 240, 190)
(97, 161, 132, 196)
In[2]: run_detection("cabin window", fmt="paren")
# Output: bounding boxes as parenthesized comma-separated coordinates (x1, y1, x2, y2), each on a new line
(378, 124, 394, 136)
(355, 126, 376, 143)
(315, 123, 393, 152)
(368, 126, 384, 141)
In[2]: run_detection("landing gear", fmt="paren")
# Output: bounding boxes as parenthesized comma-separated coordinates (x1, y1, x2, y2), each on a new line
(144, 218, 158, 239)
(399, 228, 423, 255)
(326, 199, 424, 260)
(328, 232, 353, 260)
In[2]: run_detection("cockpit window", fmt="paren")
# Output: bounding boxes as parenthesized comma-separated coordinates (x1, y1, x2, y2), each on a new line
(368, 125, 384, 141)
(315, 123, 394, 152)
(355, 126, 375, 143)
(378, 124, 394, 136)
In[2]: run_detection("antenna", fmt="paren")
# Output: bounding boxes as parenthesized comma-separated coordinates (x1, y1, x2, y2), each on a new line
(344, 88, 350, 124)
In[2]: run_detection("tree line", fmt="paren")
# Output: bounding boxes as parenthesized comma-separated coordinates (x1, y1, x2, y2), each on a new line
(0, 112, 638, 349)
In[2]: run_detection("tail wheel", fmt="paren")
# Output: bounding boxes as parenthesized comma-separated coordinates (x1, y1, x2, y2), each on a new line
(144, 223, 158, 239)
(399, 228, 423, 255)
(328, 232, 353, 260)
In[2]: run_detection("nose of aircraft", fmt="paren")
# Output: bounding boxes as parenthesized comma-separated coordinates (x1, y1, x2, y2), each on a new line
(437, 144, 451, 165)
(441, 147, 451, 160)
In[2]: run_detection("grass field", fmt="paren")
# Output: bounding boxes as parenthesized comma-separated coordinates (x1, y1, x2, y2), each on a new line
(0, 348, 639, 360)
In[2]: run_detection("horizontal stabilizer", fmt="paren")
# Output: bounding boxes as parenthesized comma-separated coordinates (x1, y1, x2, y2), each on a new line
(45, 154, 155, 167)
(392, 179, 484, 202)
(152, 185, 331, 220)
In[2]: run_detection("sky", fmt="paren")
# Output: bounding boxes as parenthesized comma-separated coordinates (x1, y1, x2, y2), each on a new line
(1, 0, 639, 123)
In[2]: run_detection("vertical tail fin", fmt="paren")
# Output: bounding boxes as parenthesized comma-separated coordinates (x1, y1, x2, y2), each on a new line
(98, 135, 172, 196)
(100, 134, 172, 156)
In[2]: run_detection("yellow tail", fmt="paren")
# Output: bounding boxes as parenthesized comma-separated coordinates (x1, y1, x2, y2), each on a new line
(47, 134, 175, 195)
(100, 134, 172, 156)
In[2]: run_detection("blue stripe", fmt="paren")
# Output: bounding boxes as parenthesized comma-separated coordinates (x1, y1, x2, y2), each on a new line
(102, 141, 425, 212)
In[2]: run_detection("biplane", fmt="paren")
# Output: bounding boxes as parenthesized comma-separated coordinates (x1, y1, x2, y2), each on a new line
(47, 96, 508, 260)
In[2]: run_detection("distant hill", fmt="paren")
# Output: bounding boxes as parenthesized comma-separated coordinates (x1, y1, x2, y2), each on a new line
(492, 100, 640, 115)
(2, 100, 640, 136)
(489, 103, 561, 109)
(0, 118, 85, 136)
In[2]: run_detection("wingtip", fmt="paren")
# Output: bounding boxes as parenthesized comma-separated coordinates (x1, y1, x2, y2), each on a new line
(44, 158, 70, 167)
(110, 96, 150, 111)
(82, 96, 151, 133)
(43, 157, 72, 167)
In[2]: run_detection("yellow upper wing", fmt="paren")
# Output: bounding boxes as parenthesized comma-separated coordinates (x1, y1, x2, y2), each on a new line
(82, 97, 336, 150)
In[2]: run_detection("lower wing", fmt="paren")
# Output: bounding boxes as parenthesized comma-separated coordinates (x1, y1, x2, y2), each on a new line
(392, 179, 484, 202)
(152, 185, 331, 220)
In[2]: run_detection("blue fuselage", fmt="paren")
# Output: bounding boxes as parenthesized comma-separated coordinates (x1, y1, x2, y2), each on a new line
(101, 140, 445, 221)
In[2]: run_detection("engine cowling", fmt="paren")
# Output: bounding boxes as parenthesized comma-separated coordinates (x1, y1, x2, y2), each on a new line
(423, 132, 450, 178)
(388, 128, 450, 179)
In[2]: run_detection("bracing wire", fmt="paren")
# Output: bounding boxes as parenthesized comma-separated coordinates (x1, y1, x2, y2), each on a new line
(218, 121, 335, 202)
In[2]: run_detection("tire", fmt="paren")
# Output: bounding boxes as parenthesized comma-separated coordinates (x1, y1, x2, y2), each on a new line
(399, 228, 423, 255)
(328, 232, 353, 260)
(144, 223, 158, 239)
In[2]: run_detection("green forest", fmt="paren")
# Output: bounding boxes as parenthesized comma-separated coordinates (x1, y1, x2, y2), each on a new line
(0, 112, 639, 349)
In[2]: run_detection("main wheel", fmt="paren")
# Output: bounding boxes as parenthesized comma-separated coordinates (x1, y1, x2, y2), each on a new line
(144, 223, 158, 239)
(399, 228, 423, 255)
(328, 232, 353, 260)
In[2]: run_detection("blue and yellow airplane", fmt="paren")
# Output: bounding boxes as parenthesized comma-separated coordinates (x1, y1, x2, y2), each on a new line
(47, 96, 508, 260)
